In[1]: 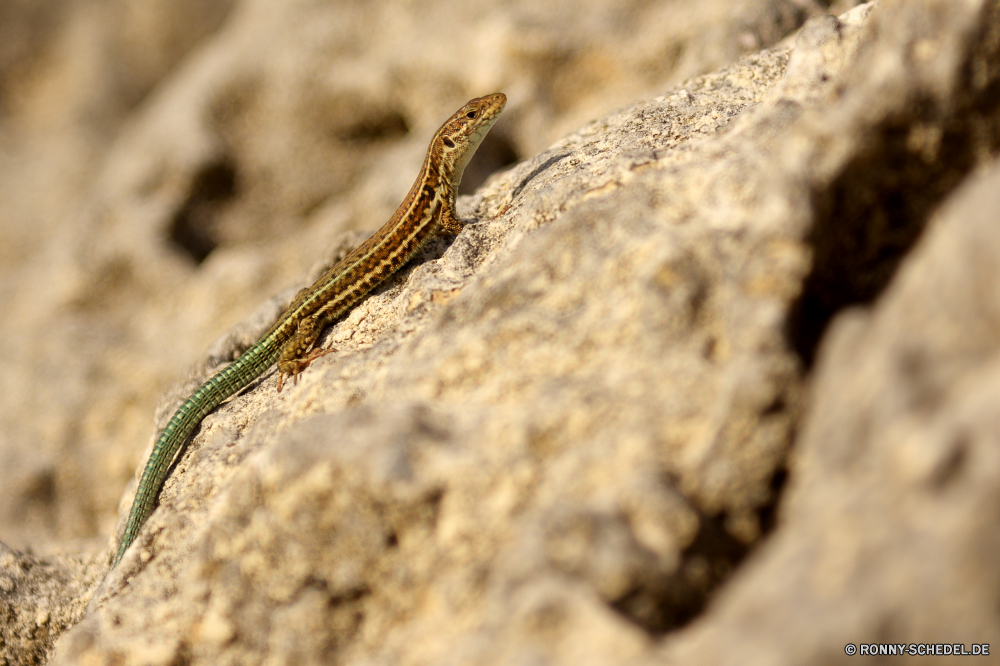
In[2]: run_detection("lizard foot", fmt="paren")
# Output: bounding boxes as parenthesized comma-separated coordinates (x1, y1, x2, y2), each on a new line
(277, 347, 336, 392)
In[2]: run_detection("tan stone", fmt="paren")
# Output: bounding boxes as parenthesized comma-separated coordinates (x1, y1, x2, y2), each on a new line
(6, 0, 1000, 663)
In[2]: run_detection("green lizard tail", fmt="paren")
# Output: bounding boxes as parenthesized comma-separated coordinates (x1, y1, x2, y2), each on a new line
(113, 342, 279, 565)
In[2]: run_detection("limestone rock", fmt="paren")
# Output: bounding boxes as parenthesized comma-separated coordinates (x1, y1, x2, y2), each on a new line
(661, 157, 1000, 666)
(0, 544, 104, 666)
(4, 0, 1000, 664)
(0, 0, 843, 559)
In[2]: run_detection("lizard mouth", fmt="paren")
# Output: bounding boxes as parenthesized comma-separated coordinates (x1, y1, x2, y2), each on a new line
(468, 92, 506, 142)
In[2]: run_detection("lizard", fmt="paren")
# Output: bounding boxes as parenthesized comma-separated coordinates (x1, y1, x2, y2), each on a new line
(113, 92, 507, 567)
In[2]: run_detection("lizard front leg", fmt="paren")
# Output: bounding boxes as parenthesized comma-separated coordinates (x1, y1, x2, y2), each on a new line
(437, 208, 464, 235)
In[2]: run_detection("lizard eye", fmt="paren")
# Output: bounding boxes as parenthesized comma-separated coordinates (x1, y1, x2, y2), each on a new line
(442, 137, 455, 148)
(466, 110, 478, 119)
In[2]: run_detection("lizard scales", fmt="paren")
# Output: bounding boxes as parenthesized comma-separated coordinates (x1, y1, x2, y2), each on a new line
(114, 92, 507, 567)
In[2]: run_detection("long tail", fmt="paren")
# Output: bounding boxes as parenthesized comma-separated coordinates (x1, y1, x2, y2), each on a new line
(113, 344, 278, 565)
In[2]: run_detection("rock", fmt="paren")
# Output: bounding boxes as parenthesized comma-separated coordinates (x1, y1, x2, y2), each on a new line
(0, 0, 842, 560)
(0, 544, 105, 666)
(78, 28, 810, 663)
(4, 0, 1000, 663)
(661, 158, 1000, 666)
(659, 0, 1000, 662)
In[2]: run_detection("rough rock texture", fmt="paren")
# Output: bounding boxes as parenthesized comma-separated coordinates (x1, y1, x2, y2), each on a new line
(654, 1, 1000, 660)
(0, 0, 856, 662)
(3, 0, 1000, 663)
(0, 545, 105, 666)
(662, 154, 1000, 666)
(0, 0, 850, 557)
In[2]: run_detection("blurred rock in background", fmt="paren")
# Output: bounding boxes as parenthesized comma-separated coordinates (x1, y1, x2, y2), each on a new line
(6, 0, 1000, 664)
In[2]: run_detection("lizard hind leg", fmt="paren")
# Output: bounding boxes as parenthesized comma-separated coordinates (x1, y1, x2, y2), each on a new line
(276, 317, 337, 392)
(277, 347, 335, 391)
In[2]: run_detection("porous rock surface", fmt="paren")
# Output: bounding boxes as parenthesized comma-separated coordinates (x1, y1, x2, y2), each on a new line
(3, 0, 1000, 664)
(0, 0, 850, 559)
(0, 545, 105, 666)
(0, 1, 848, 661)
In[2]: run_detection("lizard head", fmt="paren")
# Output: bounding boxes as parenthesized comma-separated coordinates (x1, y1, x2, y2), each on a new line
(434, 92, 507, 187)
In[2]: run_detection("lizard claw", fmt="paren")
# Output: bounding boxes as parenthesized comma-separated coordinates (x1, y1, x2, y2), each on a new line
(276, 346, 336, 392)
